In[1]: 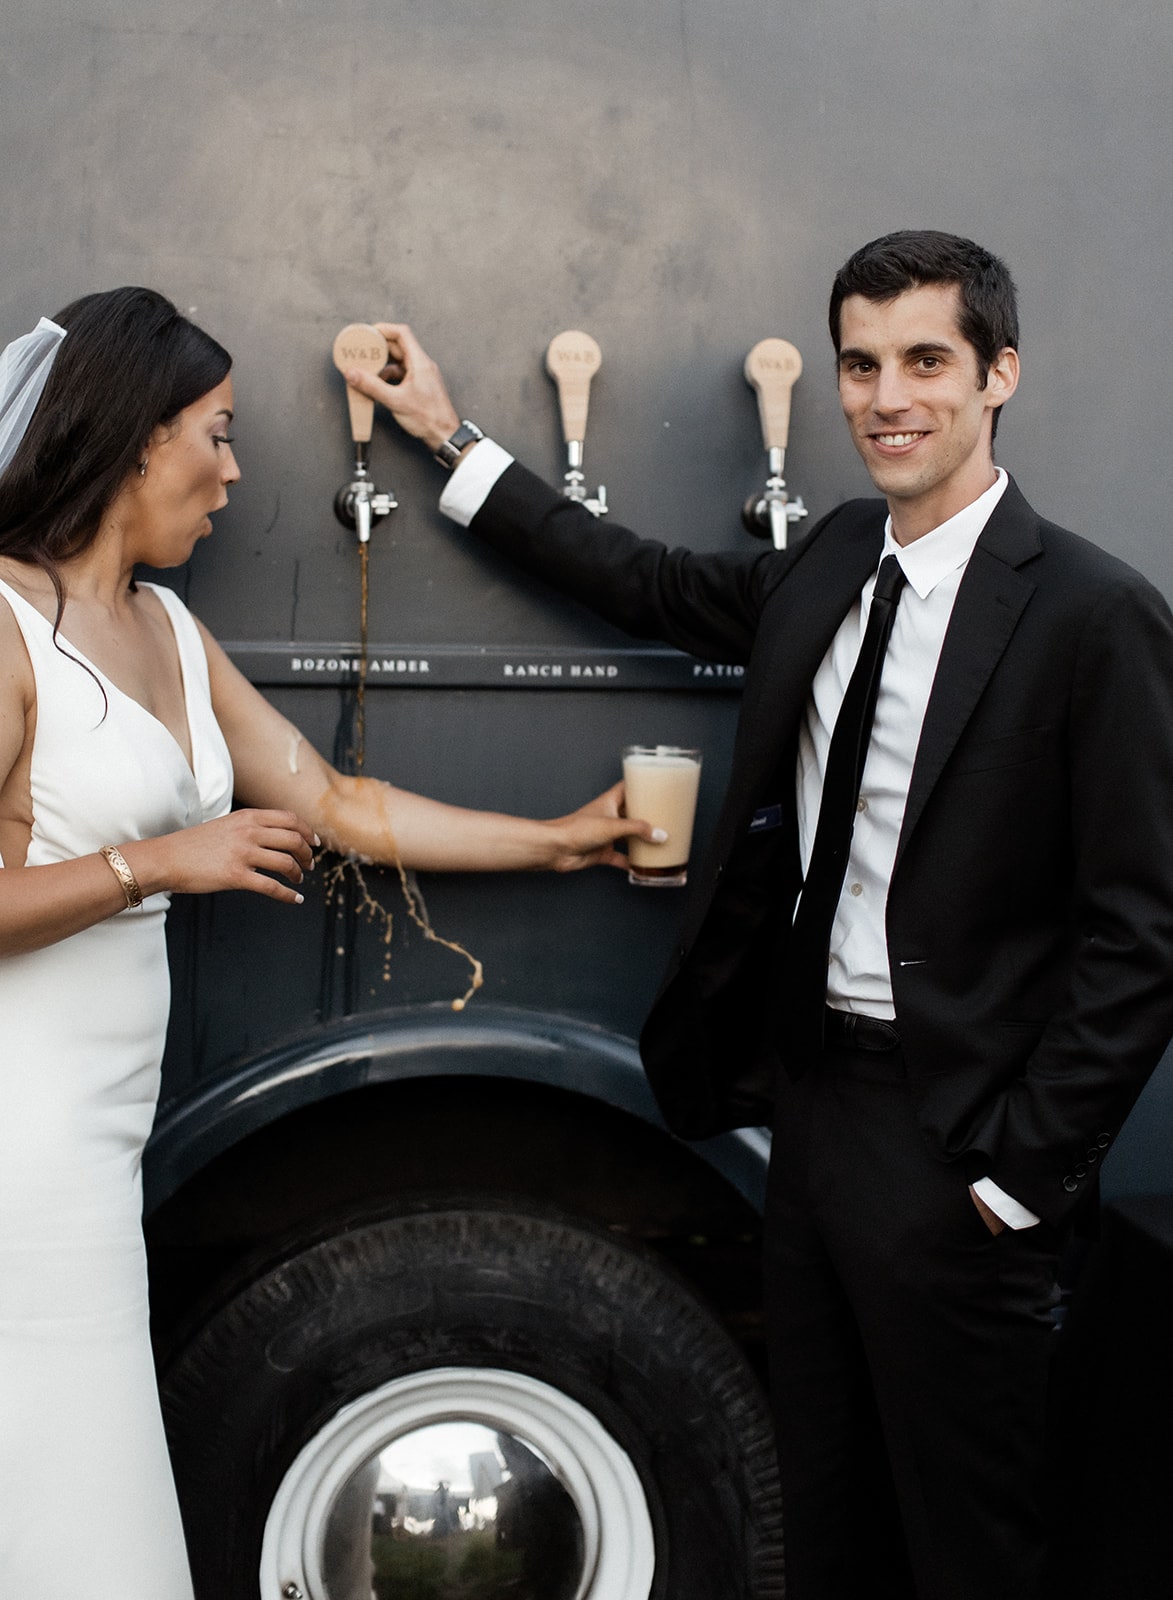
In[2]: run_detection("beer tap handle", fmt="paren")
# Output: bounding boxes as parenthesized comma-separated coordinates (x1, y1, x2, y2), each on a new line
(332, 323, 397, 542)
(332, 323, 390, 455)
(546, 329, 601, 449)
(744, 337, 802, 469)
(545, 330, 608, 515)
(742, 337, 807, 549)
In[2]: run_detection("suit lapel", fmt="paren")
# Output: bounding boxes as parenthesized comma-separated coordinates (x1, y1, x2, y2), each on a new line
(894, 479, 1041, 870)
(735, 505, 886, 808)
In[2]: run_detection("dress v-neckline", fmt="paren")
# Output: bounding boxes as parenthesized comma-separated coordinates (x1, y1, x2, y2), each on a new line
(0, 578, 198, 781)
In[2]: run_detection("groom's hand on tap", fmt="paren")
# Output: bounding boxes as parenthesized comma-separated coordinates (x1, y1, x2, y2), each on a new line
(345, 323, 462, 456)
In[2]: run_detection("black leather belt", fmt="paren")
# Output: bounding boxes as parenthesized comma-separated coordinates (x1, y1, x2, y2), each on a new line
(824, 1008, 901, 1052)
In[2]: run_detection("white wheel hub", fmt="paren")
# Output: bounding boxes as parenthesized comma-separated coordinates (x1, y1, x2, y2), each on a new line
(260, 1365, 656, 1600)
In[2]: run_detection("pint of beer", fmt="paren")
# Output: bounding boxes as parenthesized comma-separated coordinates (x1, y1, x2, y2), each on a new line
(622, 746, 702, 887)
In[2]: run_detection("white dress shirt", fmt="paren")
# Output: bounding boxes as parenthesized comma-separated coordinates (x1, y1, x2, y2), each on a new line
(440, 445, 1037, 1230)
(804, 472, 1009, 1018)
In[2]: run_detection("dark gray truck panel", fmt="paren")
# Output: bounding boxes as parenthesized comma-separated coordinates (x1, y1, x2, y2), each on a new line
(4, 4, 1172, 1593)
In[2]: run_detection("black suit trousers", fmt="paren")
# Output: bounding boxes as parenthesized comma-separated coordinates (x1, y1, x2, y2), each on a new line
(763, 1038, 1065, 1600)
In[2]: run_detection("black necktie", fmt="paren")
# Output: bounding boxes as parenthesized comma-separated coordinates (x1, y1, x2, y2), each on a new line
(780, 554, 908, 1066)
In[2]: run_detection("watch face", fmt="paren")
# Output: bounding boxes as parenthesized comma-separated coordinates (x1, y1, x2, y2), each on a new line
(436, 423, 482, 466)
(452, 422, 483, 448)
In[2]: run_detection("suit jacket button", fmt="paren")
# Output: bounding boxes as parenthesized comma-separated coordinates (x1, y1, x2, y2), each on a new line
(1097, 1133, 1111, 1148)
(1073, 1164, 1088, 1179)
(1063, 1176, 1079, 1193)
(1085, 1149, 1099, 1164)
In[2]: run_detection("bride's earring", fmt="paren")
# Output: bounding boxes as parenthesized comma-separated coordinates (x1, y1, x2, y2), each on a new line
(138, 458, 148, 477)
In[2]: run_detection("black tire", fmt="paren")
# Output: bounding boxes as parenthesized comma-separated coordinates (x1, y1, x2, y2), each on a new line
(162, 1199, 784, 1599)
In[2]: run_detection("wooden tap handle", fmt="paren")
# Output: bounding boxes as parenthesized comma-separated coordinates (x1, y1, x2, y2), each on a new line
(744, 338, 803, 454)
(545, 330, 602, 445)
(332, 323, 390, 444)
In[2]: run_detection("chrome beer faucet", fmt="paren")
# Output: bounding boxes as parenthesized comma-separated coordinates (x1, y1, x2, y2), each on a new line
(741, 338, 807, 550)
(332, 323, 398, 543)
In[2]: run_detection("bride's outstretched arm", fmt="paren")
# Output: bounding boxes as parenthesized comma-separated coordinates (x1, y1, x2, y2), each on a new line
(199, 622, 659, 872)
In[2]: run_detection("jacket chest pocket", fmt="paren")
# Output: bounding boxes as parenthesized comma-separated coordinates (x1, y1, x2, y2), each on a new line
(949, 723, 1056, 775)
(715, 805, 797, 916)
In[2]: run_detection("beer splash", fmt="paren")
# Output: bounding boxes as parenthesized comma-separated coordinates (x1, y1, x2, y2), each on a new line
(320, 777, 484, 1010)
(319, 555, 484, 1010)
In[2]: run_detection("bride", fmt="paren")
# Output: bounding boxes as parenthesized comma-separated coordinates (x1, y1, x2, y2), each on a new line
(0, 288, 654, 1598)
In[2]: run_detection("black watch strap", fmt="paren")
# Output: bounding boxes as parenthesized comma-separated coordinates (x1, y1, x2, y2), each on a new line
(434, 420, 484, 469)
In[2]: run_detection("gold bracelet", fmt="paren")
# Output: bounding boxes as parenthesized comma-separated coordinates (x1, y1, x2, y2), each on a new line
(99, 844, 144, 909)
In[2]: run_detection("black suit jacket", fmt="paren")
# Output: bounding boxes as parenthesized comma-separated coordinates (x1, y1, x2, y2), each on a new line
(472, 463, 1173, 1228)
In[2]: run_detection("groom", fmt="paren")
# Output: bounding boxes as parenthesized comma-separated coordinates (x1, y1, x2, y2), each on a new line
(351, 231, 1173, 1599)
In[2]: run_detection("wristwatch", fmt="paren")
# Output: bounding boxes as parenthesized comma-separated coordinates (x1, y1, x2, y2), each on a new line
(434, 420, 484, 469)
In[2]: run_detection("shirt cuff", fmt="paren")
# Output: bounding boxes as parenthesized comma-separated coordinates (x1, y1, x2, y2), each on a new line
(438, 438, 514, 527)
(972, 1176, 1040, 1231)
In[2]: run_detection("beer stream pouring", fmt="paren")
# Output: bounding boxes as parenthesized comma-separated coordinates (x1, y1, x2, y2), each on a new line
(545, 330, 608, 517)
(332, 323, 398, 544)
(742, 337, 807, 550)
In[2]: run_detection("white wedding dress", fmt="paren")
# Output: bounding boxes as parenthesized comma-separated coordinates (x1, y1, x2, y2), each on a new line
(0, 578, 233, 1598)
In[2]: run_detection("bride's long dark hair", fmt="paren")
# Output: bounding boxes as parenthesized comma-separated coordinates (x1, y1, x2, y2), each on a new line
(0, 286, 231, 597)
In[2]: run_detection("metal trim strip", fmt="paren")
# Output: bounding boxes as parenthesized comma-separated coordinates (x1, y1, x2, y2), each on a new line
(224, 641, 748, 691)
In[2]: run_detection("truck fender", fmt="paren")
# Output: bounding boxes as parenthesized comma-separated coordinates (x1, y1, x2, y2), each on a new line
(145, 1002, 770, 1215)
